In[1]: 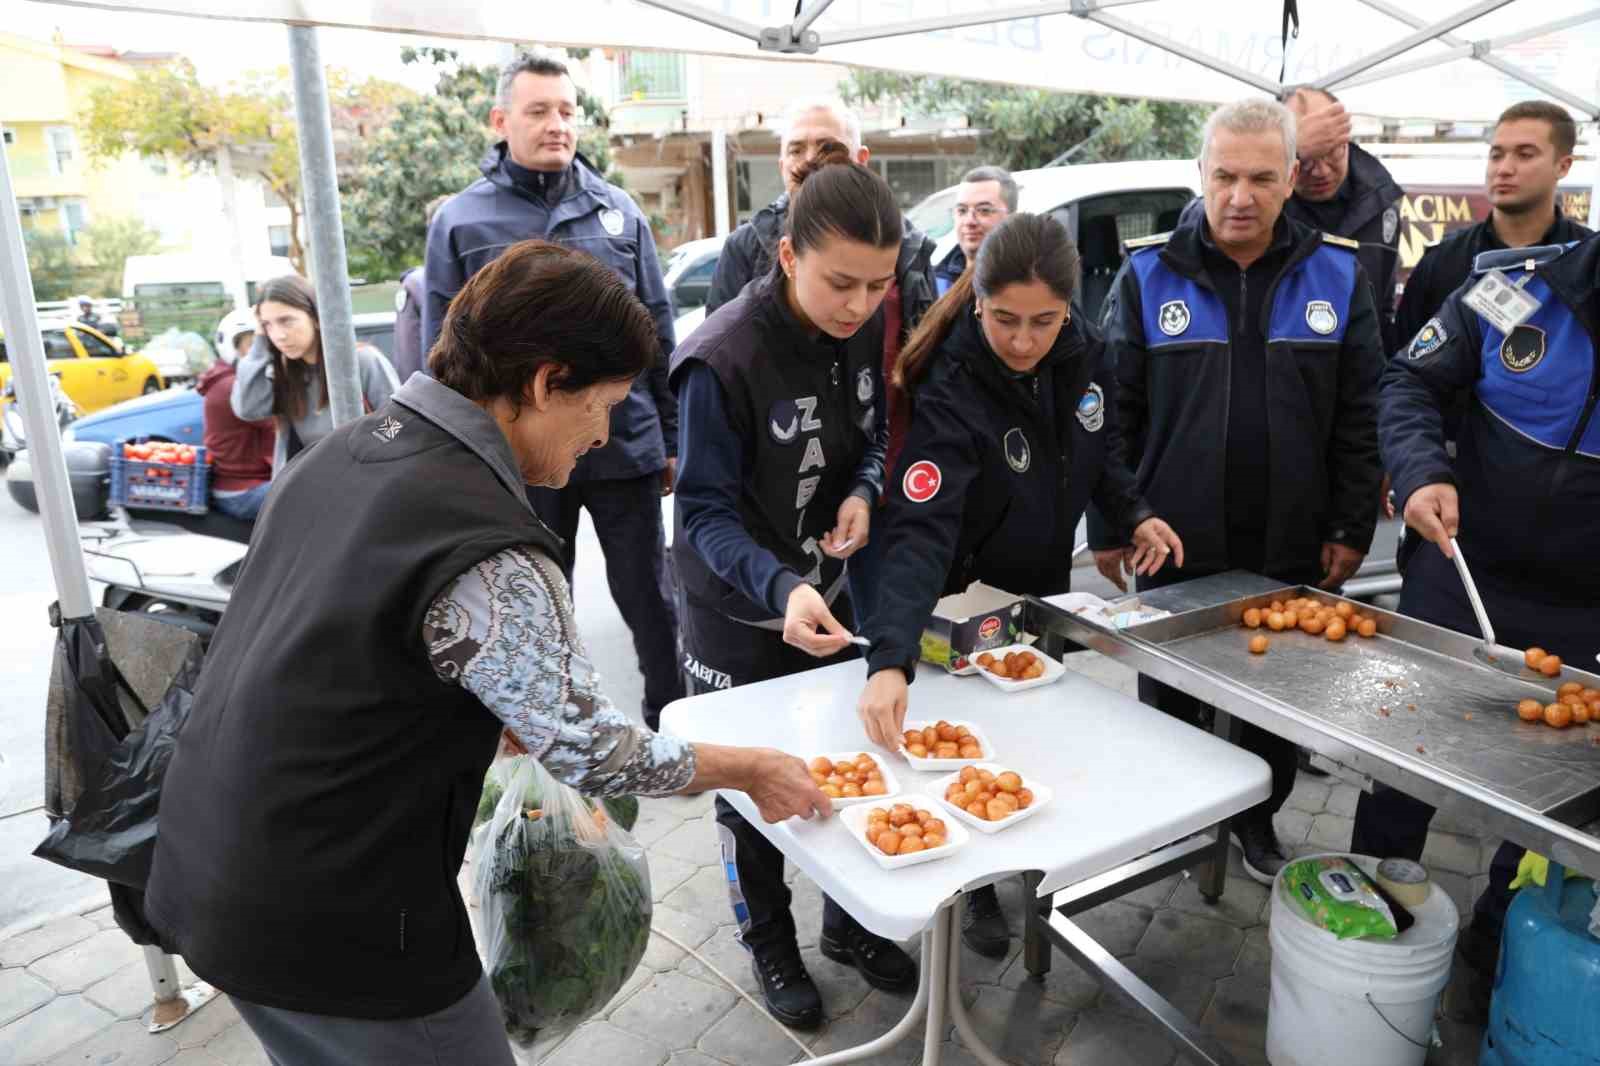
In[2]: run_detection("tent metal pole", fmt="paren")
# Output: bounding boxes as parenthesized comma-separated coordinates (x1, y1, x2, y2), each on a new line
(1589, 127, 1599, 230)
(1312, 0, 1515, 91)
(791, 0, 838, 38)
(711, 129, 730, 237)
(632, 0, 765, 42)
(1334, 7, 1600, 113)
(0, 143, 94, 620)
(1352, 0, 1600, 117)
(287, 24, 362, 428)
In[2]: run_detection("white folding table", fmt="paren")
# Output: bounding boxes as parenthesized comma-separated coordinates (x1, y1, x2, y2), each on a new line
(661, 657, 1270, 1065)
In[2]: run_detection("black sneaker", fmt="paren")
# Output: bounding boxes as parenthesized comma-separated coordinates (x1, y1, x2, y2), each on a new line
(750, 940, 823, 1029)
(960, 884, 1011, 958)
(1231, 820, 1288, 886)
(819, 919, 918, 992)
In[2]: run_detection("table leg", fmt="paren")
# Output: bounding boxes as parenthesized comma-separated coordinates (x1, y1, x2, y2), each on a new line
(922, 905, 949, 1066)
(804, 912, 939, 1066)
(1200, 709, 1243, 902)
(945, 900, 1017, 1066)
(1021, 871, 1052, 980)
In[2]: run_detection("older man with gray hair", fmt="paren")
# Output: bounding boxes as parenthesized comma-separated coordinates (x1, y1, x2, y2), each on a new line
(1101, 97, 1385, 883)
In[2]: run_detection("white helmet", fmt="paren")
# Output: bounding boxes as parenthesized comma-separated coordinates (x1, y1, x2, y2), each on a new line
(215, 308, 258, 355)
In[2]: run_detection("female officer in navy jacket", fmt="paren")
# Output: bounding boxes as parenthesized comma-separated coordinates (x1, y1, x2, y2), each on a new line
(669, 160, 913, 1028)
(856, 212, 1184, 955)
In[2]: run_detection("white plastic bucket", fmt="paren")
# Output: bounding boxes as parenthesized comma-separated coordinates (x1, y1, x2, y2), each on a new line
(1266, 853, 1459, 1066)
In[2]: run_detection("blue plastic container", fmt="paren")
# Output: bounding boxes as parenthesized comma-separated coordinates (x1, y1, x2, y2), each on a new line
(108, 437, 209, 515)
(1481, 864, 1600, 1065)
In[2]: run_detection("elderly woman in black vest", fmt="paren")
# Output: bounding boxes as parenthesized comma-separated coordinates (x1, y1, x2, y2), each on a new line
(144, 241, 830, 1066)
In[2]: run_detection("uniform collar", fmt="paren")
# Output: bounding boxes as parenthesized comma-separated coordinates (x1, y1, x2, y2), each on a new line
(392, 374, 533, 510)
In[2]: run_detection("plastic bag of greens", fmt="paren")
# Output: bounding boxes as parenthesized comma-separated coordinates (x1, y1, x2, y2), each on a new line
(473, 755, 651, 1043)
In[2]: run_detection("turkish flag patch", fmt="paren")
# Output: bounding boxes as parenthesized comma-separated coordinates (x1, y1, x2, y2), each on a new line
(902, 460, 942, 504)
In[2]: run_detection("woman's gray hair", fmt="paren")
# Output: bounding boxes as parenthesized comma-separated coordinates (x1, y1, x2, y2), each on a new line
(1200, 98, 1298, 174)
(780, 96, 863, 154)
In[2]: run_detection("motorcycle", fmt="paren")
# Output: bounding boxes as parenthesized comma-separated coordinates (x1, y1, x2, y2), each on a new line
(1, 372, 78, 467)
(80, 509, 247, 644)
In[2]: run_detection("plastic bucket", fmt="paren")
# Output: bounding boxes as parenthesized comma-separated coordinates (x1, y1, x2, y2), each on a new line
(1266, 853, 1459, 1066)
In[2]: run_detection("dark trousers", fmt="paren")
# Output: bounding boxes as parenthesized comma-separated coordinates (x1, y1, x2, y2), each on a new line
(1351, 542, 1600, 942)
(679, 594, 858, 950)
(845, 521, 885, 631)
(528, 474, 684, 729)
(1135, 564, 1320, 829)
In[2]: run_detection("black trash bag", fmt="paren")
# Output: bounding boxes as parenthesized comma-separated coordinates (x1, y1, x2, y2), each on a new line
(34, 607, 203, 947)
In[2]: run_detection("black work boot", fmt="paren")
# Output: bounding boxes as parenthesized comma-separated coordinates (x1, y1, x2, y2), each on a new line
(820, 914, 918, 992)
(749, 938, 822, 1029)
(1231, 818, 1289, 886)
(961, 884, 1011, 958)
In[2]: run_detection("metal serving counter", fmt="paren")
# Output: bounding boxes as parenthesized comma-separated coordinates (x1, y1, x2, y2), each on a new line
(1028, 571, 1600, 881)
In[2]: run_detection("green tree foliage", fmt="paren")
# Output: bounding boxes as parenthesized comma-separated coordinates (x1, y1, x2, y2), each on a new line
(841, 71, 1207, 171)
(342, 48, 620, 281)
(78, 216, 164, 296)
(80, 60, 409, 275)
(23, 230, 81, 302)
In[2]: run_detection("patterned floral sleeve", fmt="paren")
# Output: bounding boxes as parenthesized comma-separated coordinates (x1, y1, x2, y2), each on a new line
(424, 545, 696, 797)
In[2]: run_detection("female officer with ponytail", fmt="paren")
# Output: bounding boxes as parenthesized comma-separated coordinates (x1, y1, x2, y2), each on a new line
(669, 159, 914, 1027)
(856, 212, 1185, 957)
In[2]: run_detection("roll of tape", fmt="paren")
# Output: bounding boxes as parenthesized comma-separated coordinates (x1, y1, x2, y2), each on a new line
(1376, 858, 1430, 908)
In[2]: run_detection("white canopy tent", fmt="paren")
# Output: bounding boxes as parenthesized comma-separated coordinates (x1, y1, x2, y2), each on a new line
(3, 0, 1598, 1034)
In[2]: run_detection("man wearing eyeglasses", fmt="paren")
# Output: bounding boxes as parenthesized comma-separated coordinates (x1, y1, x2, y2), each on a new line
(935, 166, 1018, 294)
(1283, 88, 1404, 353)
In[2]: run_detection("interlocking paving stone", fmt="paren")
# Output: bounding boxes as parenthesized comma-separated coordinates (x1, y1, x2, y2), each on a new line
(199, 1021, 272, 1066)
(82, 907, 121, 932)
(1423, 830, 1483, 877)
(631, 800, 692, 848)
(676, 924, 759, 999)
(806, 988, 938, 1066)
(1053, 1007, 1178, 1066)
(0, 968, 55, 1028)
(1066, 901, 1154, 956)
(650, 819, 721, 867)
(169, 996, 240, 1050)
(1167, 874, 1269, 930)
(1284, 779, 1331, 814)
(1115, 872, 1184, 910)
(997, 952, 1100, 1009)
(695, 1001, 808, 1065)
(1306, 813, 1355, 852)
(640, 904, 718, 972)
(1233, 927, 1271, 987)
(1272, 807, 1313, 847)
(951, 981, 1077, 1064)
(41, 1018, 178, 1066)
(610, 972, 735, 1051)
(661, 865, 731, 921)
(544, 1022, 669, 1066)
(0, 995, 116, 1065)
(1136, 909, 1244, 979)
(647, 855, 702, 905)
(665, 1052, 730, 1066)
(0, 917, 98, 969)
(26, 930, 144, 993)
(83, 961, 163, 1020)
(1098, 956, 1216, 1025)
(1200, 976, 1270, 1048)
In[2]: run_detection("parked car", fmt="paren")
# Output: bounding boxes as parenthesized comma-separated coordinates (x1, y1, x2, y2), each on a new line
(62, 312, 398, 449)
(664, 236, 723, 315)
(0, 322, 165, 426)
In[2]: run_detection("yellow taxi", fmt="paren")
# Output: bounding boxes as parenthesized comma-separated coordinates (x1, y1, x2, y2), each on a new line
(0, 321, 165, 416)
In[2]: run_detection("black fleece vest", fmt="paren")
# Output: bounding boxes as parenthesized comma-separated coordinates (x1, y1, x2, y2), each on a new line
(146, 400, 561, 1019)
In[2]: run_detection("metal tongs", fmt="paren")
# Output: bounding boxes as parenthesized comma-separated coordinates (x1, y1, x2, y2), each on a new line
(1449, 537, 1528, 676)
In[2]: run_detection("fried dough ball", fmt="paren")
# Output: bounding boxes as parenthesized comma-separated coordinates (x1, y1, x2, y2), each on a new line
(988, 660, 1010, 678)
(966, 800, 989, 818)
(1561, 692, 1587, 709)
(964, 779, 983, 800)
(865, 825, 884, 846)
(1270, 600, 1285, 613)
(936, 722, 958, 742)
(992, 792, 1020, 814)
(1517, 698, 1544, 722)
(996, 771, 1023, 793)
(1267, 612, 1287, 631)
(1334, 602, 1354, 619)
(1525, 647, 1548, 669)
(986, 798, 1014, 821)
(1022, 660, 1045, 680)
(955, 725, 972, 739)
(1282, 610, 1299, 629)
(923, 818, 947, 836)
(1249, 635, 1269, 655)
(876, 830, 902, 855)
(1242, 608, 1262, 629)
(809, 757, 834, 775)
(811, 771, 827, 785)
(899, 821, 922, 838)
(890, 804, 916, 826)
(903, 730, 922, 748)
(1357, 618, 1378, 638)
(820, 784, 842, 798)
(1539, 655, 1564, 678)
(898, 836, 926, 854)
(977, 770, 996, 786)
(1545, 702, 1573, 729)
(976, 652, 995, 668)
(959, 766, 979, 784)
(907, 743, 929, 758)
(923, 726, 940, 748)
(1558, 682, 1583, 698)
(958, 743, 983, 759)
(1015, 788, 1035, 809)
(841, 783, 862, 797)
(935, 742, 960, 758)
(1573, 702, 1591, 725)
(1324, 619, 1347, 642)
(922, 833, 946, 849)
(1301, 616, 1326, 636)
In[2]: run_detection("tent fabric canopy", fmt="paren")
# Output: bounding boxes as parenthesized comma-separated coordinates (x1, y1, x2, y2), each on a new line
(26, 0, 1600, 121)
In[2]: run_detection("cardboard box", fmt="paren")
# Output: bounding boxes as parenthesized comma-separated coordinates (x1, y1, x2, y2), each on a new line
(918, 582, 1024, 674)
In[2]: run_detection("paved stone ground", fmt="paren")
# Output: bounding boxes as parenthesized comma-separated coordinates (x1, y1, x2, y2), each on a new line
(0, 652, 1494, 1066)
